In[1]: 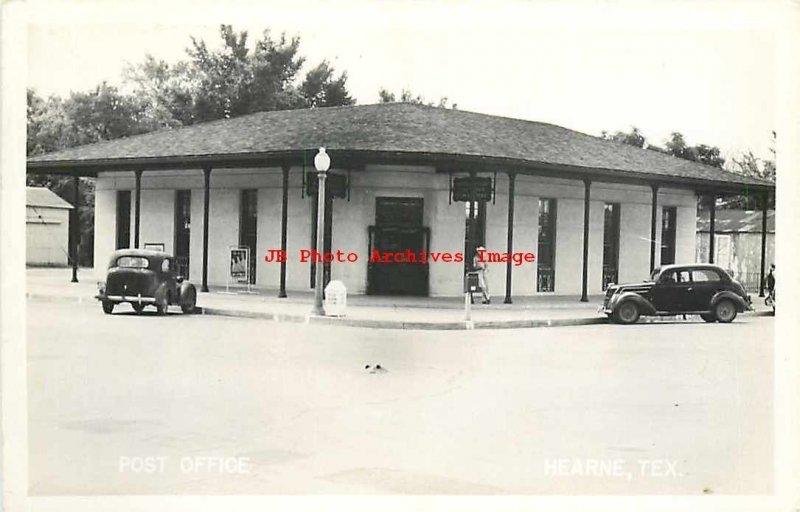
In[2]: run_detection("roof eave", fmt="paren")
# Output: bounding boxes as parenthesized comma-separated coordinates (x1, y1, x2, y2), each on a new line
(26, 149, 775, 195)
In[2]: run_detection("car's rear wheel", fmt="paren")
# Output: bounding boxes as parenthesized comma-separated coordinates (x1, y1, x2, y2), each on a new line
(181, 288, 196, 314)
(614, 301, 640, 324)
(714, 299, 738, 323)
(102, 301, 114, 314)
(700, 313, 716, 323)
(132, 302, 145, 314)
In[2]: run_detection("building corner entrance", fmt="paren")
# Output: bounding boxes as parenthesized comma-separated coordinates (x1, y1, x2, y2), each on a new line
(367, 197, 429, 296)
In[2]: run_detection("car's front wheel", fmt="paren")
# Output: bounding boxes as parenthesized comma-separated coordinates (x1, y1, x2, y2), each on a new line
(614, 301, 640, 324)
(700, 313, 716, 323)
(102, 301, 114, 314)
(714, 299, 738, 323)
(181, 288, 196, 314)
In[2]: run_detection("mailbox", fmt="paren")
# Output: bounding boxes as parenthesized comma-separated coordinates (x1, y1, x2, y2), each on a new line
(324, 280, 347, 317)
(464, 272, 482, 294)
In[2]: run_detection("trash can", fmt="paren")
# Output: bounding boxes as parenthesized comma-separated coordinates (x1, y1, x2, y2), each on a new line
(464, 271, 482, 294)
(324, 280, 347, 317)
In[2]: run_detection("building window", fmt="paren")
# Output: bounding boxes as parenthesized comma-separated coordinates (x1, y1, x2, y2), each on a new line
(464, 200, 487, 270)
(661, 206, 677, 265)
(239, 189, 258, 284)
(174, 190, 191, 279)
(537, 198, 557, 292)
(115, 190, 131, 249)
(602, 203, 621, 290)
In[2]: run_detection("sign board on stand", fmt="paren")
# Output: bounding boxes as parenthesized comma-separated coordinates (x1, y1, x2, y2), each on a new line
(225, 246, 252, 294)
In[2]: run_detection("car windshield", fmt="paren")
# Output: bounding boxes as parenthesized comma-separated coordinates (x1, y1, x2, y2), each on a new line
(117, 256, 150, 269)
(649, 267, 661, 281)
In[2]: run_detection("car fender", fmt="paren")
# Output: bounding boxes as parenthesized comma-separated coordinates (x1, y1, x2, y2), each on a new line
(611, 292, 656, 315)
(179, 281, 196, 304)
(710, 290, 748, 312)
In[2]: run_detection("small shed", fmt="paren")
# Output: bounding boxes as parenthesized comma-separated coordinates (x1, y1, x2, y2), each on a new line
(26, 186, 74, 266)
(697, 209, 775, 291)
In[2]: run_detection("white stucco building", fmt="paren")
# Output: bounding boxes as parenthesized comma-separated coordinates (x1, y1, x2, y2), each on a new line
(26, 186, 73, 266)
(27, 103, 775, 300)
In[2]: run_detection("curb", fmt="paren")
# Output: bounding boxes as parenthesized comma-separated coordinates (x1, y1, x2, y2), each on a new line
(199, 306, 607, 330)
(27, 293, 772, 330)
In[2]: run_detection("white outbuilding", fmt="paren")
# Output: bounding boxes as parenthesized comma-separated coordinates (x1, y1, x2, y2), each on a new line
(26, 186, 74, 266)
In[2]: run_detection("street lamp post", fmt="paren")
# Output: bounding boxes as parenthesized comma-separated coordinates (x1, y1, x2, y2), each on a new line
(311, 147, 330, 316)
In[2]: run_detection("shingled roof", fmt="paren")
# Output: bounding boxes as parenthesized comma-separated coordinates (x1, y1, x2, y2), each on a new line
(27, 102, 773, 192)
(697, 209, 775, 233)
(26, 187, 73, 209)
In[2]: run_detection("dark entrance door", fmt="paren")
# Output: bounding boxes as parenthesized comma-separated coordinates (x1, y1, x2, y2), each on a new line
(602, 203, 620, 290)
(239, 189, 258, 284)
(368, 197, 429, 296)
(464, 200, 487, 271)
(661, 206, 677, 265)
(116, 190, 131, 249)
(174, 190, 191, 279)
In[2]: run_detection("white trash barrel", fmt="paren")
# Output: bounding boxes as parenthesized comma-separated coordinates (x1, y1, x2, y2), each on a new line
(324, 280, 347, 317)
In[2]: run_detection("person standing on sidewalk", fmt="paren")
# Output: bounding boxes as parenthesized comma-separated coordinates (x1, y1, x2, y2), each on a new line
(766, 263, 775, 301)
(472, 246, 491, 304)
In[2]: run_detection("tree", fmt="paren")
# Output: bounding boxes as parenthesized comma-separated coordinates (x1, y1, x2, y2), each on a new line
(123, 55, 195, 128)
(124, 25, 354, 124)
(28, 25, 357, 266)
(661, 132, 725, 168)
(300, 61, 354, 108)
(377, 87, 455, 108)
(724, 131, 776, 209)
(600, 127, 646, 148)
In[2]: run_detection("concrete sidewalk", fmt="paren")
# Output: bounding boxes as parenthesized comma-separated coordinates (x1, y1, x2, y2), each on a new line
(26, 267, 772, 330)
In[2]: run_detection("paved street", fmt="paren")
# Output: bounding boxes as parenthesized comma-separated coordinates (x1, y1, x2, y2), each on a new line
(27, 299, 772, 495)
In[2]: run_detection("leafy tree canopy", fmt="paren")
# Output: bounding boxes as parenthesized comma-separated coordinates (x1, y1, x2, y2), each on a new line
(27, 24, 357, 266)
(378, 87, 456, 109)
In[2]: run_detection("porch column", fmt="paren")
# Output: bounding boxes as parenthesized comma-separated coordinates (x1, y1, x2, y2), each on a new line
(70, 172, 80, 283)
(201, 166, 211, 293)
(279, 163, 290, 298)
(580, 179, 591, 302)
(134, 169, 142, 249)
(468, 170, 476, 254)
(708, 194, 716, 264)
(759, 191, 769, 297)
(649, 184, 659, 271)
(504, 172, 516, 304)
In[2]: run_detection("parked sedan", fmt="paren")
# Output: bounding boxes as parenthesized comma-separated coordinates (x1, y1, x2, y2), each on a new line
(96, 249, 197, 315)
(602, 264, 751, 324)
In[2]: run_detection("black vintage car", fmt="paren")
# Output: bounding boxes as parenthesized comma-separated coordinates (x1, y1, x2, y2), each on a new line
(96, 249, 197, 315)
(602, 264, 751, 324)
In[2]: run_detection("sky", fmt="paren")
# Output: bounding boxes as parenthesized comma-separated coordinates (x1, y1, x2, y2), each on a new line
(25, 0, 781, 162)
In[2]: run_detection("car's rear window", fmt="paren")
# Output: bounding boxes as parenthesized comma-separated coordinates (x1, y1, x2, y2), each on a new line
(116, 256, 150, 269)
(692, 269, 721, 282)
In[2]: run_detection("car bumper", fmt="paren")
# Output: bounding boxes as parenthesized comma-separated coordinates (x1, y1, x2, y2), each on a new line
(96, 293, 156, 304)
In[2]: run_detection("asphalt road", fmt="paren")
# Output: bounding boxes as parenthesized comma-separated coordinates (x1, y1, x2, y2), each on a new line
(27, 299, 773, 495)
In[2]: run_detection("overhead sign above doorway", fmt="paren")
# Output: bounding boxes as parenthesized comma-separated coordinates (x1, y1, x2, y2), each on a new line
(450, 176, 495, 203)
(304, 171, 349, 199)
